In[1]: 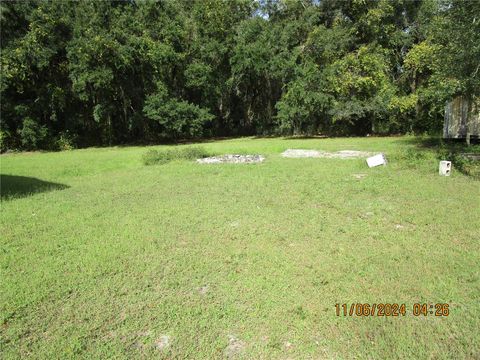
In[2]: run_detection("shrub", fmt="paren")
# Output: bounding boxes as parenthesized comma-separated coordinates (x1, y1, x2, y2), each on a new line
(18, 117, 48, 150)
(56, 131, 76, 151)
(0, 129, 10, 153)
(142, 146, 211, 166)
(143, 82, 214, 139)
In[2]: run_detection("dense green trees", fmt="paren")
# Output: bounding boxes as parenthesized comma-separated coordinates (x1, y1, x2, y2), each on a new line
(1, 0, 478, 150)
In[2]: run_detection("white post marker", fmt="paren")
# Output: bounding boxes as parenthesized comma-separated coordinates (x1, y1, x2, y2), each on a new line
(366, 153, 387, 168)
(439, 161, 451, 176)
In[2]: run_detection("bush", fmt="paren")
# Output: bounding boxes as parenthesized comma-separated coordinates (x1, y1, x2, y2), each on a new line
(143, 82, 214, 139)
(142, 146, 211, 166)
(56, 131, 76, 151)
(0, 129, 10, 153)
(18, 117, 48, 150)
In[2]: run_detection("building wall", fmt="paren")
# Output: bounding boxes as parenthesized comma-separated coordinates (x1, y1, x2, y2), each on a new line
(444, 96, 480, 138)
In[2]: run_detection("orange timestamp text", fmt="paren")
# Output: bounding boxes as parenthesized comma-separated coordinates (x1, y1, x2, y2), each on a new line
(335, 303, 450, 317)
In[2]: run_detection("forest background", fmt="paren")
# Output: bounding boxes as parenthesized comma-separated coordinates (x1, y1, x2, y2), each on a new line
(1, 0, 479, 150)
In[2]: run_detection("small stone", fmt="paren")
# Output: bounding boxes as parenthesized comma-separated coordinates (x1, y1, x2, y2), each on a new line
(154, 335, 170, 351)
(198, 285, 209, 295)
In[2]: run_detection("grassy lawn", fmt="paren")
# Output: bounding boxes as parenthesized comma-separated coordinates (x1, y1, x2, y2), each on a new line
(1, 137, 479, 359)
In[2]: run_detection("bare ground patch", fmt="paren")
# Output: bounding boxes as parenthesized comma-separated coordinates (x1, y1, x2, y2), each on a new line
(281, 149, 373, 159)
(224, 335, 246, 358)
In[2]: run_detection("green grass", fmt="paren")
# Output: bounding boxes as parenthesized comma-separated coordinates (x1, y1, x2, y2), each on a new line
(1, 137, 479, 359)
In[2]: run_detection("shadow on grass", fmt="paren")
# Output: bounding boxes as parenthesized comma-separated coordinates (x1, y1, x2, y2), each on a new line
(0, 175, 69, 200)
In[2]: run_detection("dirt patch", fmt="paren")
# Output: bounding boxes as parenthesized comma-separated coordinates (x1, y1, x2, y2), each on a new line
(281, 149, 373, 159)
(198, 285, 209, 295)
(224, 335, 246, 358)
(197, 155, 265, 164)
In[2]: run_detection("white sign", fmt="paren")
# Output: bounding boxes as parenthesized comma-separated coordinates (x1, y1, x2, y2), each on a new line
(366, 153, 387, 168)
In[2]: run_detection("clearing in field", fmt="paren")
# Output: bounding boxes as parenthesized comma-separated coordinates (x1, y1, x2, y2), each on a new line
(1, 137, 479, 359)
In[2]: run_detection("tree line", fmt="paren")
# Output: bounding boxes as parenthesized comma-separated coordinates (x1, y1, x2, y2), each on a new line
(1, 0, 479, 150)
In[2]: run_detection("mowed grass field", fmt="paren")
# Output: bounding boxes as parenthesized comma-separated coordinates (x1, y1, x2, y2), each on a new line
(1, 137, 479, 359)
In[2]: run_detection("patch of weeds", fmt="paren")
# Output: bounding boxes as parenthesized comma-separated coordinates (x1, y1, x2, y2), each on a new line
(267, 338, 283, 350)
(294, 305, 307, 320)
(55, 131, 77, 151)
(392, 147, 434, 169)
(392, 143, 480, 178)
(142, 146, 211, 165)
(437, 146, 480, 179)
(66, 337, 87, 356)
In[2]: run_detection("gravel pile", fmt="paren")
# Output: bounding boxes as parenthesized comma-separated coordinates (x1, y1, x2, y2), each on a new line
(197, 154, 265, 164)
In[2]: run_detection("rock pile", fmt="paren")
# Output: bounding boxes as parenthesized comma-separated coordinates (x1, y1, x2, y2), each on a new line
(197, 154, 265, 164)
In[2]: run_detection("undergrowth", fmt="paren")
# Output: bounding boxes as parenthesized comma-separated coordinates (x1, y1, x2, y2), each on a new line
(398, 137, 480, 178)
(142, 146, 211, 165)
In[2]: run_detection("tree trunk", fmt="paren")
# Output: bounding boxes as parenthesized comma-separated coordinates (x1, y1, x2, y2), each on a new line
(466, 95, 472, 146)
